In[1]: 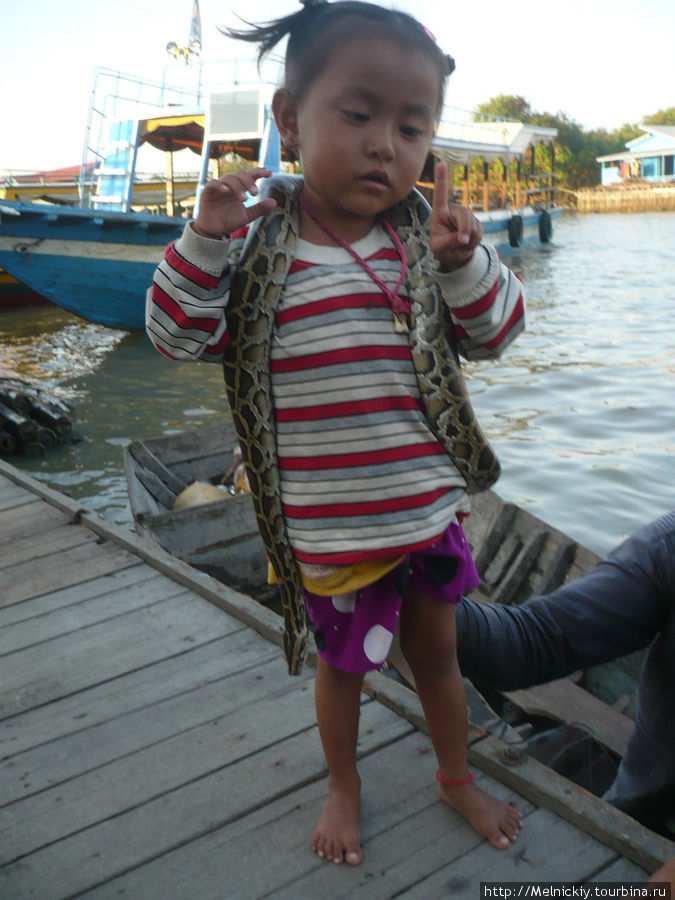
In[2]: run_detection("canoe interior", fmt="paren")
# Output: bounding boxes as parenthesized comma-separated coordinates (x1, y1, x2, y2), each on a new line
(125, 422, 276, 603)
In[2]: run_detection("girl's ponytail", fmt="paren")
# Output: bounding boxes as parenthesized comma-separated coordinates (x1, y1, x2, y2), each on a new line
(224, 2, 454, 107)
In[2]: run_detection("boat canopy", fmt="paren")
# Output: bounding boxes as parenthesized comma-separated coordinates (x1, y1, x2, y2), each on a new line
(139, 111, 261, 159)
(432, 120, 558, 166)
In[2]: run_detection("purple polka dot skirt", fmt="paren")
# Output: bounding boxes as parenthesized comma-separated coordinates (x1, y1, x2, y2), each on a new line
(304, 518, 480, 673)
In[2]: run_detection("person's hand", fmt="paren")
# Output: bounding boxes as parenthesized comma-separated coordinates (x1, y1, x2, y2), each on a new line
(192, 167, 277, 239)
(429, 160, 483, 271)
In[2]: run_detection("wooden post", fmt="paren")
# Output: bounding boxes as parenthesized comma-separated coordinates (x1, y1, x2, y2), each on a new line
(551, 140, 557, 207)
(462, 165, 469, 206)
(499, 160, 507, 207)
(515, 160, 522, 208)
(483, 160, 490, 211)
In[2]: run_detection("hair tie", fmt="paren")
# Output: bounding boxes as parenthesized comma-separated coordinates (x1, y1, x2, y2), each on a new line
(300, 0, 328, 7)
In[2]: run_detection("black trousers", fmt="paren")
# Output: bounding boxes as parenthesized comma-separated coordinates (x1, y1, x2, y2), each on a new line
(454, 511, 675, 821)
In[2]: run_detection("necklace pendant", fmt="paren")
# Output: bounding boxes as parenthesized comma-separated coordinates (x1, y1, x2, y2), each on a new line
(394, 313, 409, 334)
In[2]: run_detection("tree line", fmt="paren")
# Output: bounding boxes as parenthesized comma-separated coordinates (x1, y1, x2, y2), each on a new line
(473, 96, 675, 191)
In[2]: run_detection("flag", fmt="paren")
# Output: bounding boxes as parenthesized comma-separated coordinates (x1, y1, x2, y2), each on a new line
(189, 0, 202, 53)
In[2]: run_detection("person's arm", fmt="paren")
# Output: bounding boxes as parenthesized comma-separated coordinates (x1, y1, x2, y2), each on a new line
(436, 243, 525, 361)
(428, 161, 525, 361)
(146, 166, 276, 362)
(146, 223, 238, 362)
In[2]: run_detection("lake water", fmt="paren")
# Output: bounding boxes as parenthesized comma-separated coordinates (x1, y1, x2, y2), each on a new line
(1, 210, 674, 557)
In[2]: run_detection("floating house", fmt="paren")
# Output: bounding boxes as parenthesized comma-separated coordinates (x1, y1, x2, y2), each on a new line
(597, 125, 675, 185)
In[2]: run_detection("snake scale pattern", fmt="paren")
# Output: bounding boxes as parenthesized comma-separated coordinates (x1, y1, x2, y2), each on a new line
(223, 177, 500, 674)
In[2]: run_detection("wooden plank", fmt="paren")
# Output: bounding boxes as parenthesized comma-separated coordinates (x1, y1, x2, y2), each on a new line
(139, 491, 258, 551)
(503, 678, 634, 757)
(127, 441, 189, 495)
(0, 699, 410, 897)
(77, 509, 286, 651)
(141, 422, 237, 470)
(0, 514, 99, 567)
(1, 539, 142, 609)
(470, 500, 517, 575)
(0, 498, 69, 544)
(0, 659, 314, 863)
(0, 562, 153, 628)
(400, 807, 619, 898)
(483, 530, 521, 586)
(0, 480, 38, 512)
(0, 570, 190, 655)
(0, 463, 97, 519)
(590, 856, 651, 882)
(0, 639, 277, 806)
(468, 734, 675, 872)
(135, 467, 177, 508)
(81, 731, 532, 899)
(536, 538, 577, 594)
(0, 592, 245, 718)
(0, 630, 269, 757)
(490, 527, 548, 605)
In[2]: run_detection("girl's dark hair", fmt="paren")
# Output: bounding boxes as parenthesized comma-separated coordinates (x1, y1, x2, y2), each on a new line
(224, 1, 455, 113)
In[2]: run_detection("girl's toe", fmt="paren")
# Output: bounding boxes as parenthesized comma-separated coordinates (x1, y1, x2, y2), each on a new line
(346, 844, 363, 866)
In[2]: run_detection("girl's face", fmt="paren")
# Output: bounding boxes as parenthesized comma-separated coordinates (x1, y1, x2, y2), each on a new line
(275, 32, 442, 243)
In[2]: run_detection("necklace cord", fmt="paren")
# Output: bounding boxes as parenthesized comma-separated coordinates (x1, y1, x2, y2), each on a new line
(298, 191, 410, 321)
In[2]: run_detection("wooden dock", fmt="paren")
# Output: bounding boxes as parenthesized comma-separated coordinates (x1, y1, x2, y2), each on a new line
(575, 184, 675, 213)
(1, 460, 672, 898)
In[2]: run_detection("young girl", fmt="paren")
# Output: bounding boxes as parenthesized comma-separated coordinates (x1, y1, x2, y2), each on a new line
(148, 0, 524, 867)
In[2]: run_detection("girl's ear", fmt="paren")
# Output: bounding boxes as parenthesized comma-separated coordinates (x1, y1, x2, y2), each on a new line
(272, 89, 300, 151)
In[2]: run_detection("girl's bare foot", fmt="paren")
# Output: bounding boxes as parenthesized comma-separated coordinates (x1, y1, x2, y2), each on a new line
(311, 775, 362, 865)
(438, 779, 522, 849)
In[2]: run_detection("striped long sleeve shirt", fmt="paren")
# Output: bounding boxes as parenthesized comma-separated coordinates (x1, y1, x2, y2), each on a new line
(147, 220, 524, 565)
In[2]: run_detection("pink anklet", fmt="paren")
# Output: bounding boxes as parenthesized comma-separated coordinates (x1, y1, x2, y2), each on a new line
(436, 769, 474, 786)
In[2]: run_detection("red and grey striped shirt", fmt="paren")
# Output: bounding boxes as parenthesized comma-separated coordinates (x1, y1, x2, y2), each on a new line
(147, 220, 524, 565)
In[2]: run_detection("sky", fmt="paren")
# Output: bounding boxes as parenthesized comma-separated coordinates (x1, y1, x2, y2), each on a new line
(2, 0, 674, 174)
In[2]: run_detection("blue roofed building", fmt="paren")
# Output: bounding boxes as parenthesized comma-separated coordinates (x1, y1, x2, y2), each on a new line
(597, 125, 675, 185)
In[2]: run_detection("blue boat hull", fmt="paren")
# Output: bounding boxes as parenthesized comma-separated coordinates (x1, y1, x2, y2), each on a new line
(0, 201, 183, 330)
(0, 199, 563, 331)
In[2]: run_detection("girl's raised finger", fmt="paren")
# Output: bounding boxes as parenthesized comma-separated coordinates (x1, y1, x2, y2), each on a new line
(433, 160, 448, 214)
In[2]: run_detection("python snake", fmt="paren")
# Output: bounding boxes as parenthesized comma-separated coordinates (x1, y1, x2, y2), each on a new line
(223, 177, 500, 674)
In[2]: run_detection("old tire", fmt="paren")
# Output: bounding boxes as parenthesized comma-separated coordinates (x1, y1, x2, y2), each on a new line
(508, 215, 523, 247)
(539, 209, 553, 243)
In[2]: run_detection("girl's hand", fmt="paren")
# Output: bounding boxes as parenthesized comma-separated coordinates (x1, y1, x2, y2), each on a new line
(192, 167, 277, 239)
(429, 161, 483, 271)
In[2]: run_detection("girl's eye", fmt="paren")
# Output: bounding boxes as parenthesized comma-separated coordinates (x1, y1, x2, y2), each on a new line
(400, 125, 424, 138)
(342, 109, 370, 123)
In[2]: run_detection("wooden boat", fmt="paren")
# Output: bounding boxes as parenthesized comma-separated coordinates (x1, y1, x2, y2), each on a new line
(124, 421, 652, 816)
(125, 422, 276, 603)
(0, 266, 47, 307)
(0, 50, 562, 333)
